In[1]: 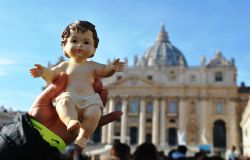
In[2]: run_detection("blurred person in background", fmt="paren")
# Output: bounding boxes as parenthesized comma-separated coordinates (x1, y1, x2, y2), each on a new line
(101, 141, 131, 160)
(171, 145, 187, 160)
(225, 146, 237, 160)
(132, 142, 159, 160)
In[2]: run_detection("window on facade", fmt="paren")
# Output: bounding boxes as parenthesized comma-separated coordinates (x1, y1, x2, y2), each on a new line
(117, 76, 122, 81)
(129, 99, 139, 113)
(168, 71, 177, 81)
(146, 101, 153, 113)
(215, 72, 223, 82)
(190, 75, 196, 82)
(215, 102, 224, 114)
(169, 119, 176, 123)
(168, 128, 177, 146)
(115, 132, 120, 136)
(147, 75, 153, 80)
(115, 101, 122, 111)
(146, 118, 152, 122)
(168, 101, 178, 113)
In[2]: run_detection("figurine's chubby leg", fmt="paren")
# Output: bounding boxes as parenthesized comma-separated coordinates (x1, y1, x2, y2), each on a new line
(67, 120, 81, 134)
(55, 97, 80, 134)
(74, 104, 102, 149)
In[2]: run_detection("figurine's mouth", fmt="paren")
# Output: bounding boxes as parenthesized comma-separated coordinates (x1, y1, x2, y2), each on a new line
(75, 49, 83, 54)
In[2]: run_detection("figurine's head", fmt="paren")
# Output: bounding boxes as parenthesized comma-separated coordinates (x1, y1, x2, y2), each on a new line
(61, 20, 99, 59)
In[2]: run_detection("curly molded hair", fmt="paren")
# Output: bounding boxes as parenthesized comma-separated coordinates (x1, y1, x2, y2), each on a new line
(61, 20, 99, 58)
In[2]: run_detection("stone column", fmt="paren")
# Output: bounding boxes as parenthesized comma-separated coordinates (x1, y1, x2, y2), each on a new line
(160, 97, 166, 147)
(199, 98, 208, 144)
(121, 97, 128, 143)
(107, 97, 115, 144)
(178, 98, 186, 145)
(101, 105, 109, 143)
(152, 97, 160, 145)
(139, 98, 146, 144)
(228, 99, 238, 147)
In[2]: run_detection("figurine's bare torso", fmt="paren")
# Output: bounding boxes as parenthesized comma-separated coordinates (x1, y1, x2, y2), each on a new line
(62, 61, 98, 96)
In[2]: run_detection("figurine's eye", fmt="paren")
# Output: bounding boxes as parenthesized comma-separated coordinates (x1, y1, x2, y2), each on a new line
(72, 39, 77, 43)
(84, 41, 89, 44)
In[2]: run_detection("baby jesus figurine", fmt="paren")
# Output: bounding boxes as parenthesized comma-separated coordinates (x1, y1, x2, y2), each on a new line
(30, 20, 125, 149)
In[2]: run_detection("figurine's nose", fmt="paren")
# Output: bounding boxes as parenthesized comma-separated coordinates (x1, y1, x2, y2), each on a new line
(78, 43, 83, 47)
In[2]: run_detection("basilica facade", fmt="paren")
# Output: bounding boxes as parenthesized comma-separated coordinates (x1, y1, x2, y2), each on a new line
(43, 24, 250, 153)
(100, 25, 240, 151)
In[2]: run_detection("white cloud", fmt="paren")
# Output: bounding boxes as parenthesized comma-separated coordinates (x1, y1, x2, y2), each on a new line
(0, 58, 16, 65)
(0, 57, 28, 76)
(0, 58, 14, 76)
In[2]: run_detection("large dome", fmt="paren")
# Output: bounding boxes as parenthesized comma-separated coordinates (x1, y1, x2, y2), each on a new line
(139, 24, 187, 67)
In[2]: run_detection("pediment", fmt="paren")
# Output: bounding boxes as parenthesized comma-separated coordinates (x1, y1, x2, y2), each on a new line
(206, 51, 234, 68)
(105, 75, 158, 88)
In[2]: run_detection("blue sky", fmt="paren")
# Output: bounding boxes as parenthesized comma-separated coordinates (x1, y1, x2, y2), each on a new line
(0, 0, 250, 111)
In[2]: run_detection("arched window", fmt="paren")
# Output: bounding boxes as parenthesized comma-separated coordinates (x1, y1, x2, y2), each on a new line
(215, 102, 224, 114)
(129, 99, 139, 113)
(168, 100, 178, 113)
(115, 100, 122, 111)
(146, 101, 153, 113)
(213, 120, 226, 148)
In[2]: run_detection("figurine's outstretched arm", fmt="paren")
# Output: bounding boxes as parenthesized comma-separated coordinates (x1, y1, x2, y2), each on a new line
(94, 59, 125, 78)
(30, 62, 66, 83)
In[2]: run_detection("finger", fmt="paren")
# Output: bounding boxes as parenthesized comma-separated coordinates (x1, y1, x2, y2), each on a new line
(30, 70, 37, 76)
(117, 66, 124, 72)
(31, 72, 67, 106)
(30, 69, 43, 77)
(34, 64, 44, 69)
(31, 74, 40, 78)
(32, 70, 43, 76)
(113, 59, 120, 64)
(29, 68, 36, 72)
(97, 111, 123, 128)
(30, 68, 39, 74)
(119, 64, 125, 68)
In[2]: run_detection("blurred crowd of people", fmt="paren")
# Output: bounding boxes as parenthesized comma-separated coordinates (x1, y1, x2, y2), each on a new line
(62, 142, 249, 160)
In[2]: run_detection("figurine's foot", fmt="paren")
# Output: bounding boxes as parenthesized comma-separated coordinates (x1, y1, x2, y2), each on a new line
(73, 143, 84, 152)
(74, 137, 88, 150)
(67, 120, 80, 134)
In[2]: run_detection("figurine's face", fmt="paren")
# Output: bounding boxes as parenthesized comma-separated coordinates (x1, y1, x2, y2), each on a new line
(63, 29, 96, 60)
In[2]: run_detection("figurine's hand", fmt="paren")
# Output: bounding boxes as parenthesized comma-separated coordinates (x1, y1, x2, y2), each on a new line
(112, 59, 125, 72)
(30, 64, 46, 77)
(28, 72, 122, 144)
